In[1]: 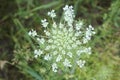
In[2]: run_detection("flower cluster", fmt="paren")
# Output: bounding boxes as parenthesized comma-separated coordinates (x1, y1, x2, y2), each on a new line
(28, 5, 95, 72)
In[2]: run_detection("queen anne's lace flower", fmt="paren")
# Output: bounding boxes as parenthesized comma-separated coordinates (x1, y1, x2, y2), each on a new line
(75, 21, 83, 30)
(28, 29, 37, 37)
(44, 54, 52, 61)
(34, 49, 43, 58)
(37, 38, 45, 44)
(63, 5, 75, 26)
(56, 55, 62, 62)
(83, 25, 96, 43)
(28, 5, 95, 72)
(63, 59, 72, 67)
(41, 19, 48, 28)
(48, 10, 56, 18)
(52, 63, 58, 72)
(76, 60, 86, 68)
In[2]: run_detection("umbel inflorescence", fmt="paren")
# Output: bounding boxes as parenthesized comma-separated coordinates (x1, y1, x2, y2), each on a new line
(28, 5, 95, 72)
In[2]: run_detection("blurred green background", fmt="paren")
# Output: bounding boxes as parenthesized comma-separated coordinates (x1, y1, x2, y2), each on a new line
(0, 0, 120, 80)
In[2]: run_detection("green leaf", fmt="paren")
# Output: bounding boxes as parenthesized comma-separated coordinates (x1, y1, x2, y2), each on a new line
(13, 19, 35, 49)
(31, 1, 61, 12)
(18, 63, 42, 80)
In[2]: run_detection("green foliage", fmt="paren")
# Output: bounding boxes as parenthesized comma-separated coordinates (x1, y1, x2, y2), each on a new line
(0, 0, 120, 80)
(104, 0, 120, 27)
(17, 62, 42, 80)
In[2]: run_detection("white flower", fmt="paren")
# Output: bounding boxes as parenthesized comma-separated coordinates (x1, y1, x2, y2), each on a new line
(34, 49, 43, 58)
(44, 54, 52, 61)
(84, 47, 92, 55)
(63, 59, 72, 67)
(28, 29, 37, 37)
(83, 25, 95, 43)
(67, 52, 72, 58)
(89, 25, 94, 30)
(53, 22, 57, 28)
(44, 30, 51, 36)
(48, 39, 53, 43)
(45, 46, 51, 50)
(52, 63, 58, 72)
(87, 47, 92, 54)
(68, 39, 73, 44)
(76, 40, 81, 45)
(53, 51, 58, 55)
(51, 45, 56, 49)
(75, 31, 81, 37)
(56, 55, 62, 62)
(48, 10, 56, 18)
(63, 5, 75, 26)
(62, 50, 66, 54)
(67, 45, 72, 50)
(52, 29, 57, 34)
(75, 21, 83, 30)
(76, 60, 86, 68)
(59, 23, 64, 29)
(76, 49, 83, 56)
(72, 44, 77, 48)
(41, 19, 48, 28)
(37, 38, 45, 44)
(83, 37, 88, 44)
(68, 27, 73, 32)
(72, 37, 76, 41)
(58, 46, 62, 51)
(58, 30, 62, 35)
